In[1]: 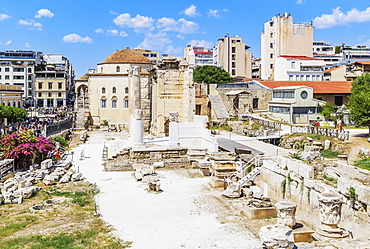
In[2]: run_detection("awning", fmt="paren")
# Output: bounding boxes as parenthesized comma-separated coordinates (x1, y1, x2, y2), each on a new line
(225, 90, 250, 95)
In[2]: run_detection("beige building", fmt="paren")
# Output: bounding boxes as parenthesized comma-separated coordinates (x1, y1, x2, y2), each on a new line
(213, 35, 252, 78)
(261, 13, 313, 80)
(323, 66, 347, 81)
(87, 48, 152, 127)
(0, 84, 23, 107)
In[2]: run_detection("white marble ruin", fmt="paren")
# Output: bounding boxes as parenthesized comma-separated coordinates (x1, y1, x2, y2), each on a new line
(259, 224, 294, 249)
(129, 66, 144, 146)
(314, 193, 349, 240)
(275, 201, 297, 228)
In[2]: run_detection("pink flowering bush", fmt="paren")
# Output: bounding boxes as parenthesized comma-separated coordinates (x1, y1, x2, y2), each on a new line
(0, 130, 56, 165)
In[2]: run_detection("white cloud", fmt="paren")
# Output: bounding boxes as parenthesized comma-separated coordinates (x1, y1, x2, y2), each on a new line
(106, 29, 128, 37)
(113, 13, 154, 31)
(176, 34, 185, 39)
(6, 40, 12, 45)
(109, 10, 118, 15)
(0, 13, 11, 20)
(19, 20, 32, 25)
(137, 32, 172, 51)
(19, 19, 42, 30)
(181, 4, 200, 17)
(62, 33, 93, 44)
(25, 42, 30, 48)
(188, 39, 213, 48)
(35, 9, 54, 18)
(314, 7, 370, 29)
(95, 28, 104, 34)
(157, 17, 198, 34)
(165, 45, 183, 55)
(208, 10, 220, 18)
(296, 0, 305, 4)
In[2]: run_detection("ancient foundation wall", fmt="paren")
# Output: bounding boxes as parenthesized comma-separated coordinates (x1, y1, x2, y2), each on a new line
(254, 157, 370, 239)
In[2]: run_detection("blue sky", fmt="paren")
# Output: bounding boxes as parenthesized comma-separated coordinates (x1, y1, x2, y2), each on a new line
(1, 0, 370, 78)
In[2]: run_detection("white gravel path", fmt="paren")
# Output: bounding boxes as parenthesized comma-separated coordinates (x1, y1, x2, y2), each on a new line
(68, 131, 262, 249)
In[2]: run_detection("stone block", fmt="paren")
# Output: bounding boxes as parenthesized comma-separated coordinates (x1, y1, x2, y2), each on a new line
(209, 176, 224, 188)
(243, 205, 277, 219)
(71, 173, 83, 181)
(41, 159, 53, 170)
(259, 224, 294, 249)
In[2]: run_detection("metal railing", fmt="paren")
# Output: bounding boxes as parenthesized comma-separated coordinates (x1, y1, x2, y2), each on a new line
(45, 117, 73, 137)
(291, 126, 349, 140)
(240, 114, 282, 130)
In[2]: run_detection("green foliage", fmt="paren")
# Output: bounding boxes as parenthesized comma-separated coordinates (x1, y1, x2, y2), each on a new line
(51, 136, 69, 148)
(0, 216, 37, 237)
(320, 149, 340, 158)
(289, 152, 302, 160)
(102, 120, 108, 126)
(347, 74, 370, 130)
(354, 158, 370, 170)
(0, 105, 28, 123)
(347, 186, 358, 201)
(193, 65, 233, 84)
(323, 174, 338, 184)
(320, 102, 338, 121)
(280, 174, 293, 198)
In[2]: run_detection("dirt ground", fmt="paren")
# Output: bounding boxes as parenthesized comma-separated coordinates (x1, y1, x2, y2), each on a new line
(347, 131, 370, 164)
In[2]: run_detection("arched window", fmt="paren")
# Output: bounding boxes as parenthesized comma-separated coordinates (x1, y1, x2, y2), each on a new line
(13, 101, 16, 107)
(125, 87, 129, 94)
(112, 96, 118, 108)
(102, 87, 106, 94)
(124, 96, 129, 108)
(100, 67, 103, 73)
(101, 96, 107, 108)
(116, 66, 120, 72)
(8, 101, 11, 106)
(112, 87, 116, 93)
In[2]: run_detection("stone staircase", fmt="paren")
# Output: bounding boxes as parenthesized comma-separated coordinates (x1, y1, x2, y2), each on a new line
(223, 155, 279, 197)
(75, 108, 88, 129)
(208, 95, 229, 120)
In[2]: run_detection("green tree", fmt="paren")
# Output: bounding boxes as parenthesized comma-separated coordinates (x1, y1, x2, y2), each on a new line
(320, 102, 338, 121)
(193, 65, 233, 84)
(0, 105, 28, 123)
(347, 73, 370, 133)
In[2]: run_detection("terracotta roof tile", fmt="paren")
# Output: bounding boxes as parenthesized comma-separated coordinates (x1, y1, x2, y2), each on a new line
(324, 66, 344, 73)
(259, 81, 352, 94)
(280, 55, 322, 60)
(354, 61, 370, 65)
(103, 48, 151, 64)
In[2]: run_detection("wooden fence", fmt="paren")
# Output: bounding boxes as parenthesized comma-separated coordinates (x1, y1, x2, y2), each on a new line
(291, 126, 350, 140)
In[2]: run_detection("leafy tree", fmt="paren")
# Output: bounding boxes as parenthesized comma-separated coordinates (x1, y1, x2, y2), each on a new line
(347, 73, 370, 133)
(0, 105, 28, 123)
(193, 65, 233, 84)
(320, 102, 338, 121)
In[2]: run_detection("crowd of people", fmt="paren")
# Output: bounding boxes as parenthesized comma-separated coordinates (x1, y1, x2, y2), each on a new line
(0, 107, 73, 137)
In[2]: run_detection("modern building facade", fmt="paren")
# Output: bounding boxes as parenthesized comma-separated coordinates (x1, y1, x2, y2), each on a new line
(0, 84, 23, 107)
(134, 49, 159, 64)
(0, 50, 42, 105)
(261, 13, 313, 80)
(184, 46, 213, 69)
(213, 35, 252, 78)
(35, 54, 75, 108)
(274, 55, 325, 81)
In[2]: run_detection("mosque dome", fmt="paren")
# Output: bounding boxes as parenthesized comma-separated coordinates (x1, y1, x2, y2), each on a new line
(103, 48, 151, 64)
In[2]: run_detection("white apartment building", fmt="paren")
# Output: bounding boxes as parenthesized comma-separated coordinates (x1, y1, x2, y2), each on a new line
(134, 49, 159, 64)
(341, 45, 370, 64)
(184, 46, 213, 69)
(213, 35, 252, 78)
(261, 13, 313, 80)
(313, 41, 334, 55)
(274, 56, 325, 81)
(0, 50, 42, 105)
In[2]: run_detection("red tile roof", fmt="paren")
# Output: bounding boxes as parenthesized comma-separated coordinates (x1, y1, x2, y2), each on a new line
(313, 54, 339, 57)
(324, 66, 344, 73)
(280, 55, 322, 60)
(260, 81, 352, 94)
(354, 61, 370, 65)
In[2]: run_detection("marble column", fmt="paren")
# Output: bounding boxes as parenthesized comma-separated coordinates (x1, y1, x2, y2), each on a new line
(315, 193, 349, 239)
(275, 201, 297, 228)
(129, 66, 143, 146)
(43, 93, 47, 107)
